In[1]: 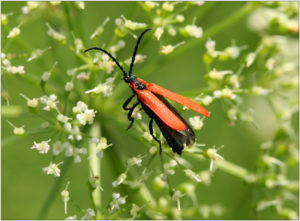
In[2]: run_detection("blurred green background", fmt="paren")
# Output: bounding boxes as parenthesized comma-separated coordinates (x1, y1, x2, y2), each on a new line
(2, 1, 298, 220)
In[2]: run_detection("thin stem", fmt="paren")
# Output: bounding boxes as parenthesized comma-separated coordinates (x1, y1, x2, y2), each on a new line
(89, 122, 102, 216)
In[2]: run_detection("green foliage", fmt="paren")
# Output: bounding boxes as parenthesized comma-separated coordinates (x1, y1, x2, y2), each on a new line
(2, 1, 298, 220)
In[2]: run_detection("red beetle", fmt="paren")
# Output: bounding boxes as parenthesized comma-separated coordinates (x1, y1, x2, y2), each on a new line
(85, 29, 209, 154)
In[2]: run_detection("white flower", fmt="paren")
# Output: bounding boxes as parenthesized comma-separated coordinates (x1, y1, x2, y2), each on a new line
(229, 75, 240, 88)
(110, 193, 127, 210)
(130, 204, 140, 219)
(64, 82, 74, 91)
(224, 45, 240, 59)
(27, 47, 51, 62)
(162, 2, 174, 12)
(21, 1, 40, 14)
(227, 108, 238, 121)
(112, 173, 127, 187)
(52, 141, 64, 155)
(77, 72, 89, 81)
(67, 126, 82, 141)
(110, 40, 126, 53)
(67, 68, 77, 77)
(41, 71, 51, 82)
(7, 120, 25, 136)
(81, 208, 95, 220)
(74, 38, 84, 54)
(181, 24, 203, 38)
(207, 147, 224, 173)
(168, 27, 176, 36)
(61, 181, 70, 214)
(46, 22, 66, 43)
(76, 109, 96, 125)
(74, 1, 85, 10)
(65, 215, 77, 220)
(31, 140, 51, 154)
(176, 15, 185, 23)
(127, 156, 142, 167)
(205, 39, 219, 58)
(132, 108, 142, 120)
(160, 41, 185, 55)
(143, 132, 153, 141)
(149, 146, 157, 155)
(7, 26, 21, 39)
(161, 45, 174, 55)
(90, 17, 109, 39)
(201, 95, 213, 106)
(63, 142, 73, 157)
(154, 27, 164, 40)
(214, 88, 237, 99)
(122, 15, 146, 30)
(40, 94, 59, 111)
(184, 169, 202, 183)
(5, 65, 25, 74)
(189, 116, 204, 130)
(50, 1, 61, 5)
(72, 101, 88, 113)
(246, 52, 256, 67)
(144, 1, 158, 10)
(72, 147, 87, 163)
(42, 161, 63, 177)
(20, 93, 39, 108)
(265, 58, 275, 71)
(98, 54, 115, 74)
(125, 54, 147, 66)
(42, 61, 57, 82)
(172, 190, 185, 210)
(13, 127, 25, 135)
(208, 69, 232, 80)
(57, 114, 70, 123)
(95, 137, 112, 158)
(2, 14, 8, 25)
(64, 122, 72, 132)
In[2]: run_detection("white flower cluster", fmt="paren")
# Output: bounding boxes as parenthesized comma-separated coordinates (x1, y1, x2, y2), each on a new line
(110, 193, 127, 211)
(163, 160, 178, 175)
(42, 161, 63, 177)
(52, 141, 87, 163)
(189, 116, 204, 130)
(85, 77, 114, 96)
(94, 137, 112, 158)
(40, 94, 59, 111)
(2, 53, 24, 75)
(73, 101, 96, 125)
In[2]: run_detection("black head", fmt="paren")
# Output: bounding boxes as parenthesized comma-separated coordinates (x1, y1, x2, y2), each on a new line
(124, 75, 147, 90)
(84, 28, 152, 84)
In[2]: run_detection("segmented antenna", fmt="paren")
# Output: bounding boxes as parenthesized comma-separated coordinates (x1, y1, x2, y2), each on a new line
(128, 28, 152, 76)
(84, 47, 128, 78)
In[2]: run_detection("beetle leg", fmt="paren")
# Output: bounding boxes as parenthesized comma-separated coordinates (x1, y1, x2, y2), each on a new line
(149, 119, 162, 154)
(126, 100, 140, 130)
(122, 94, 135, 110)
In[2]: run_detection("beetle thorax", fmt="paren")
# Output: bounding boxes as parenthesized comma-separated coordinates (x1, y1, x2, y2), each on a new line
(126, 76, 146, 90)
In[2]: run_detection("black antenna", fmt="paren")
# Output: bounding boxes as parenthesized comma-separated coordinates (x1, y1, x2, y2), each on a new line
(128, 28, 152, 76)
(84, 47, 128, 78)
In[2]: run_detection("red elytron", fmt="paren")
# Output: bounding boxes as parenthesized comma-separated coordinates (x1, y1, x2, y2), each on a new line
(85, 29, 210, 154)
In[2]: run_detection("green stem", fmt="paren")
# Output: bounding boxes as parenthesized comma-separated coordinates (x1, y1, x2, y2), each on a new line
(216, 159, 257, 182)
(89, 123, 102, 216)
